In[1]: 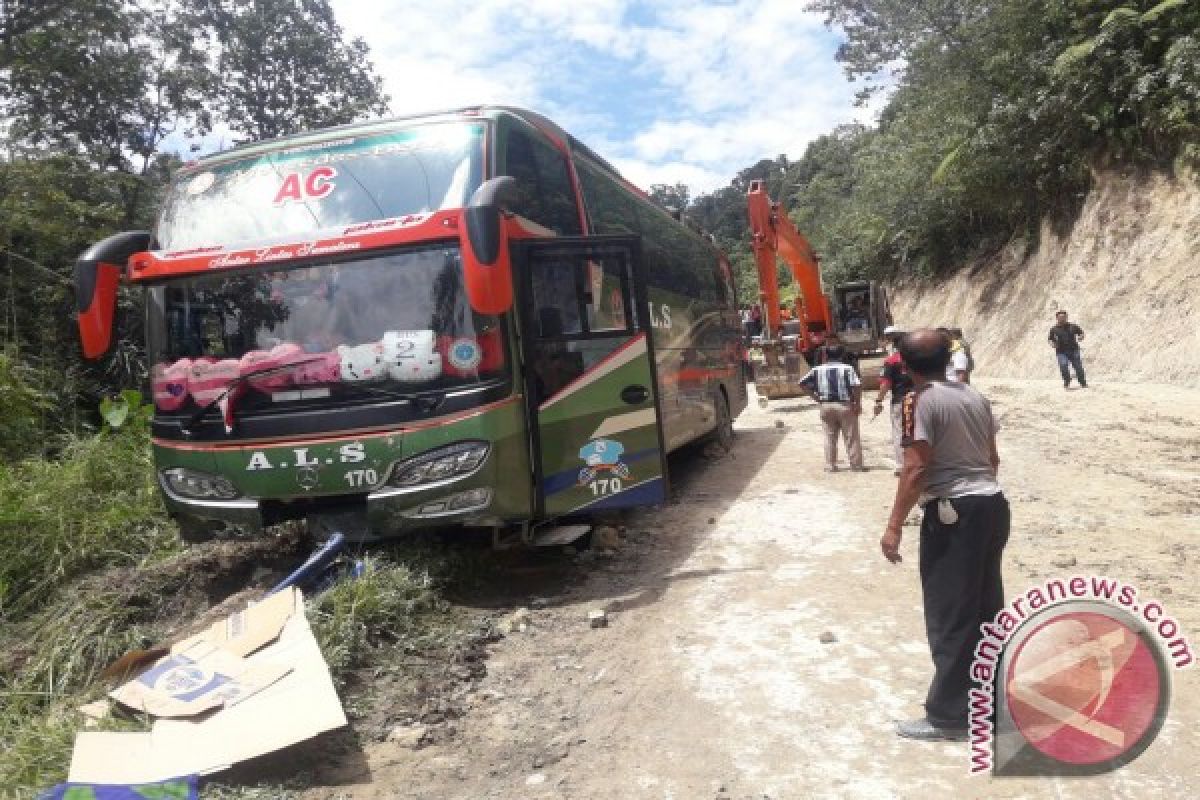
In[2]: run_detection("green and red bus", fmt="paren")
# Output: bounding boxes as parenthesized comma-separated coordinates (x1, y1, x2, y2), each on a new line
(75, 107, 747, 543)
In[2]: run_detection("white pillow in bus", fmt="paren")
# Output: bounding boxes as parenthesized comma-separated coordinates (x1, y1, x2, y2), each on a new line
(381, 330, 442, 382)
(337, 340, 387, 382)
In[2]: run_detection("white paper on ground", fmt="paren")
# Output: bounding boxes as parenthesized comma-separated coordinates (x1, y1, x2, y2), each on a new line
(69, 594, 346, 783)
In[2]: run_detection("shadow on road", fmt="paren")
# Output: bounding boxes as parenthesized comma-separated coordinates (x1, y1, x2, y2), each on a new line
(443, 419, 790, 612)
(769, 402, 818, 414)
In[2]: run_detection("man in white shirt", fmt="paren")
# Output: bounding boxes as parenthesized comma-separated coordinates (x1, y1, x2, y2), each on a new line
(939, 327, 970, 383)
(798, 346, 865, 472)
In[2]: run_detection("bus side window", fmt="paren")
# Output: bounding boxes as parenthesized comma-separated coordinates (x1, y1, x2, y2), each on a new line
(530, 258, 584, 337)
(574, 159, 639, 235)
(586, 258, 631, 333)
(504, 126, 582, 235)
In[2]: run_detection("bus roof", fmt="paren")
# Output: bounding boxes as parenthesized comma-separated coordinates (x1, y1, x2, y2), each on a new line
(185, 106, 570, 171)
(182, 106, 721, 250)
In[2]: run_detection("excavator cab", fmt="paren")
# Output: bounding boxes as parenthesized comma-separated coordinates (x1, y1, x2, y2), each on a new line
(832, 281, 891, 355)
(745, 180, 894, 398)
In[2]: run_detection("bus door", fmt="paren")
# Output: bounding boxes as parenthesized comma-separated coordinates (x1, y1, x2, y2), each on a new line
(513, 236, 668, 518)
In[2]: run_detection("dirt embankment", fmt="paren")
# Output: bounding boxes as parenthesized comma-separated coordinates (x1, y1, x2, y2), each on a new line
(889, 169, 1200, 387)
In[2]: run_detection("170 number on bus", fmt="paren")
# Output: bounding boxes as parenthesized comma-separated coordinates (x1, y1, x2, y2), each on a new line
(588, 477, 622, 496)
(344, 469, 378, 487)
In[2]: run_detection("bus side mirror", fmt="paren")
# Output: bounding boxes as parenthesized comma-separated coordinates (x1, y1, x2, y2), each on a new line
(75, 230, 151, 359)
(461, 177, 516, 315)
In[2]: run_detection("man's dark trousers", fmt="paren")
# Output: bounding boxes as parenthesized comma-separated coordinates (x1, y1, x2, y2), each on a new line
(1056, 350, 1086, 386)
(919, 492, 1010, 727)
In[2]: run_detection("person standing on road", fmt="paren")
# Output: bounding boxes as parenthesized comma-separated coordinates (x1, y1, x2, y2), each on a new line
(873, 326, 914, 476)
(748, 303, 763, 339)
(1048, 310, 1087, 388)
(799, 346, 865, 473)
(938, 327, 971, 383)
(880, 330, 1009, 741)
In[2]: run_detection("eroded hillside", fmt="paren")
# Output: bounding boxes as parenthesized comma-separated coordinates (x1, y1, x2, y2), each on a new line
(889, 170, 1200, 387)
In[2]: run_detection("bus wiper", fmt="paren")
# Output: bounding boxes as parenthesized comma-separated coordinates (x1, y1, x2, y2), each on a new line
(181, 356, 329, 437)
(342, 383, 447, 412)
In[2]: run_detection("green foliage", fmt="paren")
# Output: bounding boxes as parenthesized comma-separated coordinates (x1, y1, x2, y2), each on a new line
(0, 422, 175, 619)
(0, 708, 80, 795)
(0, 0, 391, 427)
(309, 552, 455, 683)
(682, 1, 1198, 295)
(687, 155, 795, 301)
(99, 389, 154, 432)
(0, 351, 51, 459)
(731, 0, 1200, 282)
(648, 182, 691, 211)
(195, 0, 391, 140)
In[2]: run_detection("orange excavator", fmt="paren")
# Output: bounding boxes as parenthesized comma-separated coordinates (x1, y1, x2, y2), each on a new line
(746, 180, 892, 399)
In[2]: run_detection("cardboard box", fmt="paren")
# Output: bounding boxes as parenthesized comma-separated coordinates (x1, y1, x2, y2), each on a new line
(70, 589, 347, 783)
(107, 588, 299, 718)
(108, 639, 292, 718)
(171, 585, 298, 657)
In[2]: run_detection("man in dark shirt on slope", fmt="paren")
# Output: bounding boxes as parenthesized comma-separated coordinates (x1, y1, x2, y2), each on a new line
(1048, 310, 1087, 389)
(881, 329, 1009, 741)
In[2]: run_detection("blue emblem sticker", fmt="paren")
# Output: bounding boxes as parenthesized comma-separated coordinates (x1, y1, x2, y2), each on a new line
(578, 438, 631, 486)
(447, 338, 482, 371)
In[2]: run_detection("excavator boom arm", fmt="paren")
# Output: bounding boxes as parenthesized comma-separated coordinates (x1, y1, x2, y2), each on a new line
(746, 180, 832, 342)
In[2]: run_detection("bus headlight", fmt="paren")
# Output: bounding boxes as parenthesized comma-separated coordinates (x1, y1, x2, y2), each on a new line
(388, 441, 490, 487)
(162, 467, 241, 500)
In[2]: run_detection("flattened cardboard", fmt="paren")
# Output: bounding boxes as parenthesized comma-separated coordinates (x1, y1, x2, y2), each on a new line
(70, 598, 346, 783)
(109, 639, 292, 718)
(171, 586, 299, 657)
(65, 733, 169, 785)
(108, 588, 300, 719)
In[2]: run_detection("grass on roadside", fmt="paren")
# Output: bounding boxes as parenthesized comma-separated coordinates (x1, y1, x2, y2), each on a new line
(0, 424, 179, 620)
(0, 394, 488, 798)
(1, 537, 479, 797)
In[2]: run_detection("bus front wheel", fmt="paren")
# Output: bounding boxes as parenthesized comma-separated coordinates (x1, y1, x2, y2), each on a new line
(176, 516, 221, 545)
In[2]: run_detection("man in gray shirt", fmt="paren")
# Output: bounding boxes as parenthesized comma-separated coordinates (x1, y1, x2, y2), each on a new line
(881, 329, 1010, 741)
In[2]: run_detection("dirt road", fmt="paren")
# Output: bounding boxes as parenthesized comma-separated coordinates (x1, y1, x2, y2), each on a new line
(306, 378, 1200, 800)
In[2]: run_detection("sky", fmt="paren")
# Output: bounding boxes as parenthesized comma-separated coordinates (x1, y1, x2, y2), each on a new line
(327, 0, 871, 197)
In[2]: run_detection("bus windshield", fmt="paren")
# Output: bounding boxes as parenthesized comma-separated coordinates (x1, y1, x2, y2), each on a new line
(156, 121, 485, 251)
(146, 245, 506, 416)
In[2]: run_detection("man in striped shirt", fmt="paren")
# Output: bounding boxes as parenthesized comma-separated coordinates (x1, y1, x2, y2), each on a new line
(799, 346, 865, 472)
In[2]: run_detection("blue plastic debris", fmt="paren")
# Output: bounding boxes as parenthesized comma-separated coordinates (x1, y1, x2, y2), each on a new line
(269, 533, 346, 595)
(37, 775, 197, 799)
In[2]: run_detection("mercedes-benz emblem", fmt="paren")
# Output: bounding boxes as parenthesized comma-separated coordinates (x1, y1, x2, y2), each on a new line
(296, 466, 320, 491)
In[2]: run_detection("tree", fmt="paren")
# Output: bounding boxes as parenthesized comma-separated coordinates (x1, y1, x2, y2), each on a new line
(0, 1, 73, 71)
(196, 0, 390, 140)
(648, 182, 690, 211)
(797, 0, 1200, 281)
(3, 0, 213, 223)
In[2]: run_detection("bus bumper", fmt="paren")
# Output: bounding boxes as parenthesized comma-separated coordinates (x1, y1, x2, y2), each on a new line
(161, 477, 512, 541)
